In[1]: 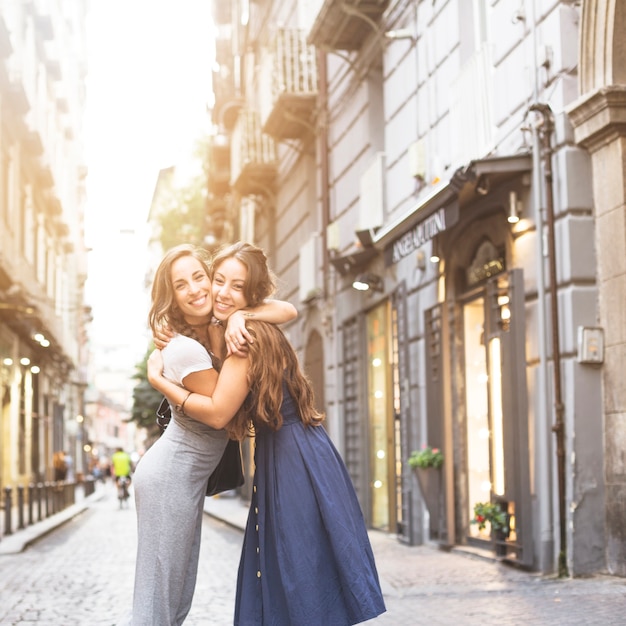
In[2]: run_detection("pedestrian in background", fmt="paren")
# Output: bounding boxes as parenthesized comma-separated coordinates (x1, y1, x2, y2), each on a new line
(52, 451, 67, 482)
(63, 451, 74, 482)
(148, 242, 386, 626)
(125, 243, 296, 626)
(111, 447, 132, 486)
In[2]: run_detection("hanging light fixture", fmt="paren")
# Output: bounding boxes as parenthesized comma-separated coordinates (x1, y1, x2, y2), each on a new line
(430, 239, 441, 263)
(352, 273, 384, 293)
(475, 173, 490, 195)
(508, 190, 521, 223)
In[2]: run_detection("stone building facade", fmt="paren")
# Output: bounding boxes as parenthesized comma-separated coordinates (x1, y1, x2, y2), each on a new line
(0, 2, 90, 491)
(567, 0, 626, 578)
(208, 0, 623, 576)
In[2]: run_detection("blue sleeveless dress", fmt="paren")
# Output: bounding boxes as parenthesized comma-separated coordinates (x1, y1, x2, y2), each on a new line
(234, 384, 386, 625)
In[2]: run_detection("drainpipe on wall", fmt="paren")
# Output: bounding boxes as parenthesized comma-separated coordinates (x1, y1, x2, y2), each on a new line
(318, 49, 330, 299)
(316, 50, 345, 458)
(529, 102, 568, 578)
(527, 0, 557, 575)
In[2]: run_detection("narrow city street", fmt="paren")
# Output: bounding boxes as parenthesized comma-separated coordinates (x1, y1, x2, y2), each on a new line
(0, 481, 624, 625)
(0, 483, 240, 625)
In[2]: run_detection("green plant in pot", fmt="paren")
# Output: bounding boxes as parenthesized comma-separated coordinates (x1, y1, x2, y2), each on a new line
(471, 501, 508, 533)
(408, 445, 443, 470)
(408, 446, 444, 530)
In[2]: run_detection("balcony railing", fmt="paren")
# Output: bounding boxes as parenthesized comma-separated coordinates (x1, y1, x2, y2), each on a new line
(230, 109, 277, 196)
(262, 29, 318, 140)
(307, 0, 391, 51)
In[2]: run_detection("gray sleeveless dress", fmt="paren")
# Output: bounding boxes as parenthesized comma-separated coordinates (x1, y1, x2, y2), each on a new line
(130, 335, 228, 625)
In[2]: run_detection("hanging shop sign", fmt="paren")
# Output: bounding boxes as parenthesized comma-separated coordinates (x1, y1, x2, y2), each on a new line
(385, 202, 459, 266)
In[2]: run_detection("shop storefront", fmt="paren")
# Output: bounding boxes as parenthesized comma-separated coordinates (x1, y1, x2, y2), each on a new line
(336, 155, 538, 565)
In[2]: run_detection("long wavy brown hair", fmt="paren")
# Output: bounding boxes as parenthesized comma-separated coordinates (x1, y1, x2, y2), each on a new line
(228, 320, 324, 439)
(148, 244, 214, 353)
(210, 242, 324, 439)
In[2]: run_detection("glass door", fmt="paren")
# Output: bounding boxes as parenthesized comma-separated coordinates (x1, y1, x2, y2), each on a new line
(366, 303, 394, 531)
(464, 293, 507, 544)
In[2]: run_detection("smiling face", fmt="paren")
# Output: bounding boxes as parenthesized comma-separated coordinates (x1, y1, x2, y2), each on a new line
(170, 255, 213, 325)
(211, 257, 249, 322)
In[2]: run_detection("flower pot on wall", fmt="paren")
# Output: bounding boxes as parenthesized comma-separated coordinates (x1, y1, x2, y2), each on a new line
(414, 467, 443, 534)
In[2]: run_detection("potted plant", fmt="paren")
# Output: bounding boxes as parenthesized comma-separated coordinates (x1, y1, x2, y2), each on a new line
(471, 501, 509, 556)
(408, 446, 444, 531)
(408, 445, 444, 470)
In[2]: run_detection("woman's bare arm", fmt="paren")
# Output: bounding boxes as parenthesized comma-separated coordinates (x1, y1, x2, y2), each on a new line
(181, 367, 218, 398)
(148, 349, 250, 429)
(153, 299, 297, 350)
(223, 300, 297, 354)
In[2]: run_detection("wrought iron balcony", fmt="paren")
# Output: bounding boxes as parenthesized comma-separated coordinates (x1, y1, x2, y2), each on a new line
(212, 23, 240, 130)
(262, 29, 318, 140)
(307, 0, 391, 51)
(230, 109, 277, 196)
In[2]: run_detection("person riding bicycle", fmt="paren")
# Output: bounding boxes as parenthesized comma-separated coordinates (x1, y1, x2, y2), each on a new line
(111, 447, 132, 486)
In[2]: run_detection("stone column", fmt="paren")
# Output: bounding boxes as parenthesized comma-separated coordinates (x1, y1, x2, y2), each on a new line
(568, 85, 626, 576)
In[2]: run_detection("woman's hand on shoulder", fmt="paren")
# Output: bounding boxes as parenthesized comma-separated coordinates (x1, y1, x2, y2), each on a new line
(146, 349, 165, 386)
(153, 324, 174, 350)
(224, 311, 252, 356)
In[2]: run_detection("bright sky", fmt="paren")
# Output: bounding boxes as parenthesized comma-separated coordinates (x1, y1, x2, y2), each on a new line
(83, 1, 214, 391)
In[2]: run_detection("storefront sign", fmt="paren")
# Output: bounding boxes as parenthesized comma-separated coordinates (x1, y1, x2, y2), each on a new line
(385, 203, 459, 266)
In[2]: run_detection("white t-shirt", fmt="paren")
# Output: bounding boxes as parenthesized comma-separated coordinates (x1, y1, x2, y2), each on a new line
(161, 334, 224, 435)
(162, 334, 213, 386)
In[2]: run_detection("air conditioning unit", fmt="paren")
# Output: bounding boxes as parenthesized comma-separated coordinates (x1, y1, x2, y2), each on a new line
(408, 139, 426, 180)
(359, 152, 385, 231)
(239, 197, 256, 243)
(299, 233, 322, 303)
(326, 221, 339, 252)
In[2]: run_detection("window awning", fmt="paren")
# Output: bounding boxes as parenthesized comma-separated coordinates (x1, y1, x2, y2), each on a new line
(371, 153, 533, 251)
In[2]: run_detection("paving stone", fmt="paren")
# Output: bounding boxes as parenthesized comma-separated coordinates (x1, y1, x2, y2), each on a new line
(1, 482, 625, 625)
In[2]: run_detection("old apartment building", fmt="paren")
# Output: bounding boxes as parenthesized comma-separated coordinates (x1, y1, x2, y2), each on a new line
(0, 1, 90, 490)
(204, 0, 626, 578)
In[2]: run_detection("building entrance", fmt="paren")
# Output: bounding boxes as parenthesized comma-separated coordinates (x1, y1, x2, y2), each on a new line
(459, 270, 533, 564)
(463, 294, 506, 543)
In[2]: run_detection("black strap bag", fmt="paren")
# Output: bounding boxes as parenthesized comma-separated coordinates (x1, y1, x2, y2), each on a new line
(155, 397, 244, 495)
(206, 438, 245, 496)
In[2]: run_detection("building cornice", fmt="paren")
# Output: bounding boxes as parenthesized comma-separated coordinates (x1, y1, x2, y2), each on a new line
(566, 85, 626, 153)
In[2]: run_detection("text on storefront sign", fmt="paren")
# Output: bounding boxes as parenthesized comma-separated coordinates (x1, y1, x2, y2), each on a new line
(390, 208, 446, 264)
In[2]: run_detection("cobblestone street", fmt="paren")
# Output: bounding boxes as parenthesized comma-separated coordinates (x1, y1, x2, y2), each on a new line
(0, 484, 239, 626)
(0, 482, 624, 625)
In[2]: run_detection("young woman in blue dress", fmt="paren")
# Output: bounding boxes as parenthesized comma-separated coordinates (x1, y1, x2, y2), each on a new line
(147, 241, 386, 626)
(128, 243, 296, 626)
